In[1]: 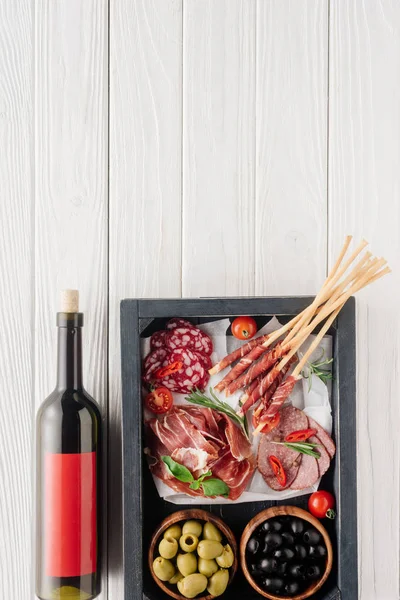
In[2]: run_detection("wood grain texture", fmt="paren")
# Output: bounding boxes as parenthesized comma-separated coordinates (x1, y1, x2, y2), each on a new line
(0, 2, 33, 598)
(182, 0, 255, 297)
(35, 0, 108, 597)
(255, 0, 328, 296)
(329, 1, 400, 598)
(109, 1, 182, 597)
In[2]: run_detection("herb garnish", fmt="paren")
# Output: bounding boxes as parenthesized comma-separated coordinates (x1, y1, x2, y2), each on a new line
(301, 349, 333, 391)
(185, 388, 249, 440)
(271, 441, 321, 459)
(161, 456, 230, 498)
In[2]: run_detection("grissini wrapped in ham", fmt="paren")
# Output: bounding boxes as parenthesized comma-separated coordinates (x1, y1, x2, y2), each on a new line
(225, 344, 285, 396)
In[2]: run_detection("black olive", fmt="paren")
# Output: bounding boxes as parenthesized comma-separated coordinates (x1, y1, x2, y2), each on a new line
(260, 521, 271, 533)
(276, 561, 288, 576)
(270, 520, 283, 532)
(285, 580, 302, 595)
(290, 518, 305, 536)
(309, 544, 327, 559)
(303, 528, 322, 545)
(247, 537, 260, 555)
(281, 531, 295, 546)
(294, 544, 308, 560)
(307, 564, 322, 580)
(259, 557, 278, 573)
(262, 577, 284, 593)
(288, 563, 307, 578)
(250, 563, 263, 578)
(273, 547, 295, 561)
(265, 532, 283, 549)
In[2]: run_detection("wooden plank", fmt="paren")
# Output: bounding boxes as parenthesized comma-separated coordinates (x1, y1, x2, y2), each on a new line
(0, 2, 33, 597)
(108, 1, 182, 597)
(35, 0, 108, 597)
(255, 0, 328, 295)
(182, 0, 256, 297)
(329, 1, 400, 598)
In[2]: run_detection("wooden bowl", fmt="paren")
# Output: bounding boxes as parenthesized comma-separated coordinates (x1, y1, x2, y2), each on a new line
(240, 506, 333, 600)
(149, 509, 238, 600)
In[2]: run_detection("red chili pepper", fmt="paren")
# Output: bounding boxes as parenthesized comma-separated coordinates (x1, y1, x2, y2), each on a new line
(155, 361, 183, 378)
(285, 428, 317, 443)
(269, 455, 287, 487)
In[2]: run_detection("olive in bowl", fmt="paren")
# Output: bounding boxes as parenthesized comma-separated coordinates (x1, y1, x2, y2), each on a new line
(149, 509, 237, 599)
(240, 506, 333, 600)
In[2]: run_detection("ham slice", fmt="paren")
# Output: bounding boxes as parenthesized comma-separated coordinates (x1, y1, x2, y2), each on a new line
(145, 406, 255, 501)
(307, 415, 336, 458)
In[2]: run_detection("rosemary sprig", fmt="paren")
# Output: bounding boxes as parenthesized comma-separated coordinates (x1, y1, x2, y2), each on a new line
(301, 349, 333, 392)
(185, 388, 250, 441)
(271, 440, 321, 459)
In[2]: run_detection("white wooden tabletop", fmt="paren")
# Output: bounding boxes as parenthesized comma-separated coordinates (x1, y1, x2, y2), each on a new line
(1, 1, 399, 599)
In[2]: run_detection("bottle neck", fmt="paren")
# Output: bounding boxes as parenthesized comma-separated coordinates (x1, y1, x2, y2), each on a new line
(56, 325, 83, 390)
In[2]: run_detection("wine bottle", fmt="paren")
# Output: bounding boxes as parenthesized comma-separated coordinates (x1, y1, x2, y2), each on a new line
(36, 290, 101, 600)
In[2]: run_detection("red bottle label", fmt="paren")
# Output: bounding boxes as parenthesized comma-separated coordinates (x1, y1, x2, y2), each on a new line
(44, 452, 97, 578)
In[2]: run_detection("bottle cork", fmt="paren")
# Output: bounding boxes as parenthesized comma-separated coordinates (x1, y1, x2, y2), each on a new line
(60, 289, 79, 313)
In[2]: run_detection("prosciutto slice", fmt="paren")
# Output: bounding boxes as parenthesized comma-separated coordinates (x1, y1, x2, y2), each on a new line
(145, 406, 255, 501)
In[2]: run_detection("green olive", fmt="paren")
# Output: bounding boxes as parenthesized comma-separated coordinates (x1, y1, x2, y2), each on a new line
(159, 536, 178, 559)
(182, 520, 203, 537)
(197, 540, 224, 560)
(153, 556, 175, 581)
(177, 552, 197, 576)
(169, 571, 184, 584)
(216, 544, 234, 568)
(179, 533, 199, 553)
(177, 573, 208, 598)
(164, 524, 182, 540)
(203, 522, 222, 542)
(198, 557, 219, 578)
(207, 569, 229, 597)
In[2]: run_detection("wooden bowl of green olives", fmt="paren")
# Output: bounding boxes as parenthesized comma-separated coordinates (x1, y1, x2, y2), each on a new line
(149, 508, 237, 599)
(240, 506, 333, 600)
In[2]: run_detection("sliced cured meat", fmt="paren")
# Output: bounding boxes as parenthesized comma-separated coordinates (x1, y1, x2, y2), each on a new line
(290, 453, 319, 490)
(311, 435, 331, 478)
(148, 408, 219, 458)
(210, 448, 256, 501)
(145, 406, 255, 501)
(225, 345, 285, 396)
(193, 350, 212, 371)
(210, 334, 270, 375)
(171, 447, 210, 478)
(150, 330, 167, 350)
(257, 406, 308, 490)
(259, 445, 302, 491)
(240, 357, 295, 417)
(166, 318, 196, 330)
(166, 327, 213, 356)
(167, 347, 206, 391)
(306, 415, 336, 459)
(262, 375, 299, 419)
(143, 348, 169, 382)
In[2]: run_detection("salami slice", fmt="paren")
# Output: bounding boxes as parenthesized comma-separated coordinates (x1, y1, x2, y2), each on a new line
(150, 330, 167, 350)
(192, 350, 212, 371)
(158, 348, 206, 393)
(166, 318, 195, 330)
(166, 327, 213, 356)
(143, 348, 169, 383)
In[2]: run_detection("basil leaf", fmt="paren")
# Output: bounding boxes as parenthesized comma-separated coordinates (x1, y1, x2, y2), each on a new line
(201, 478, 230, 498)
(197, 470, 212, 483)
(161, 456, 194, 483)
(189, 480, 201, 490)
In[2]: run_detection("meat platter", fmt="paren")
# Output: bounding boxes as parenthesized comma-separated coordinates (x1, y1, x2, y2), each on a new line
(120, 295, 357, 600)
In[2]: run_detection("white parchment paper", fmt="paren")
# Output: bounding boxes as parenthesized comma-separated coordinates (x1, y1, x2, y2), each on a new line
(141, 317, 333, 505)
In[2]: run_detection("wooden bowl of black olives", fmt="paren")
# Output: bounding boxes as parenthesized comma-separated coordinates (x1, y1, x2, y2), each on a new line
(240, 506, 333, 600)
(149, 509, 238, 599)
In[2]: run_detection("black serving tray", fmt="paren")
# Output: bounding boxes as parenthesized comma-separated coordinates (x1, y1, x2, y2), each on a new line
(120, 297, 357, 600)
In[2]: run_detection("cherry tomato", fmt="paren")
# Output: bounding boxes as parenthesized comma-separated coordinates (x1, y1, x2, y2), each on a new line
(231, 316, 257, 340)
(308, 491, 336, 519)
(145, 387, 173, 414)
